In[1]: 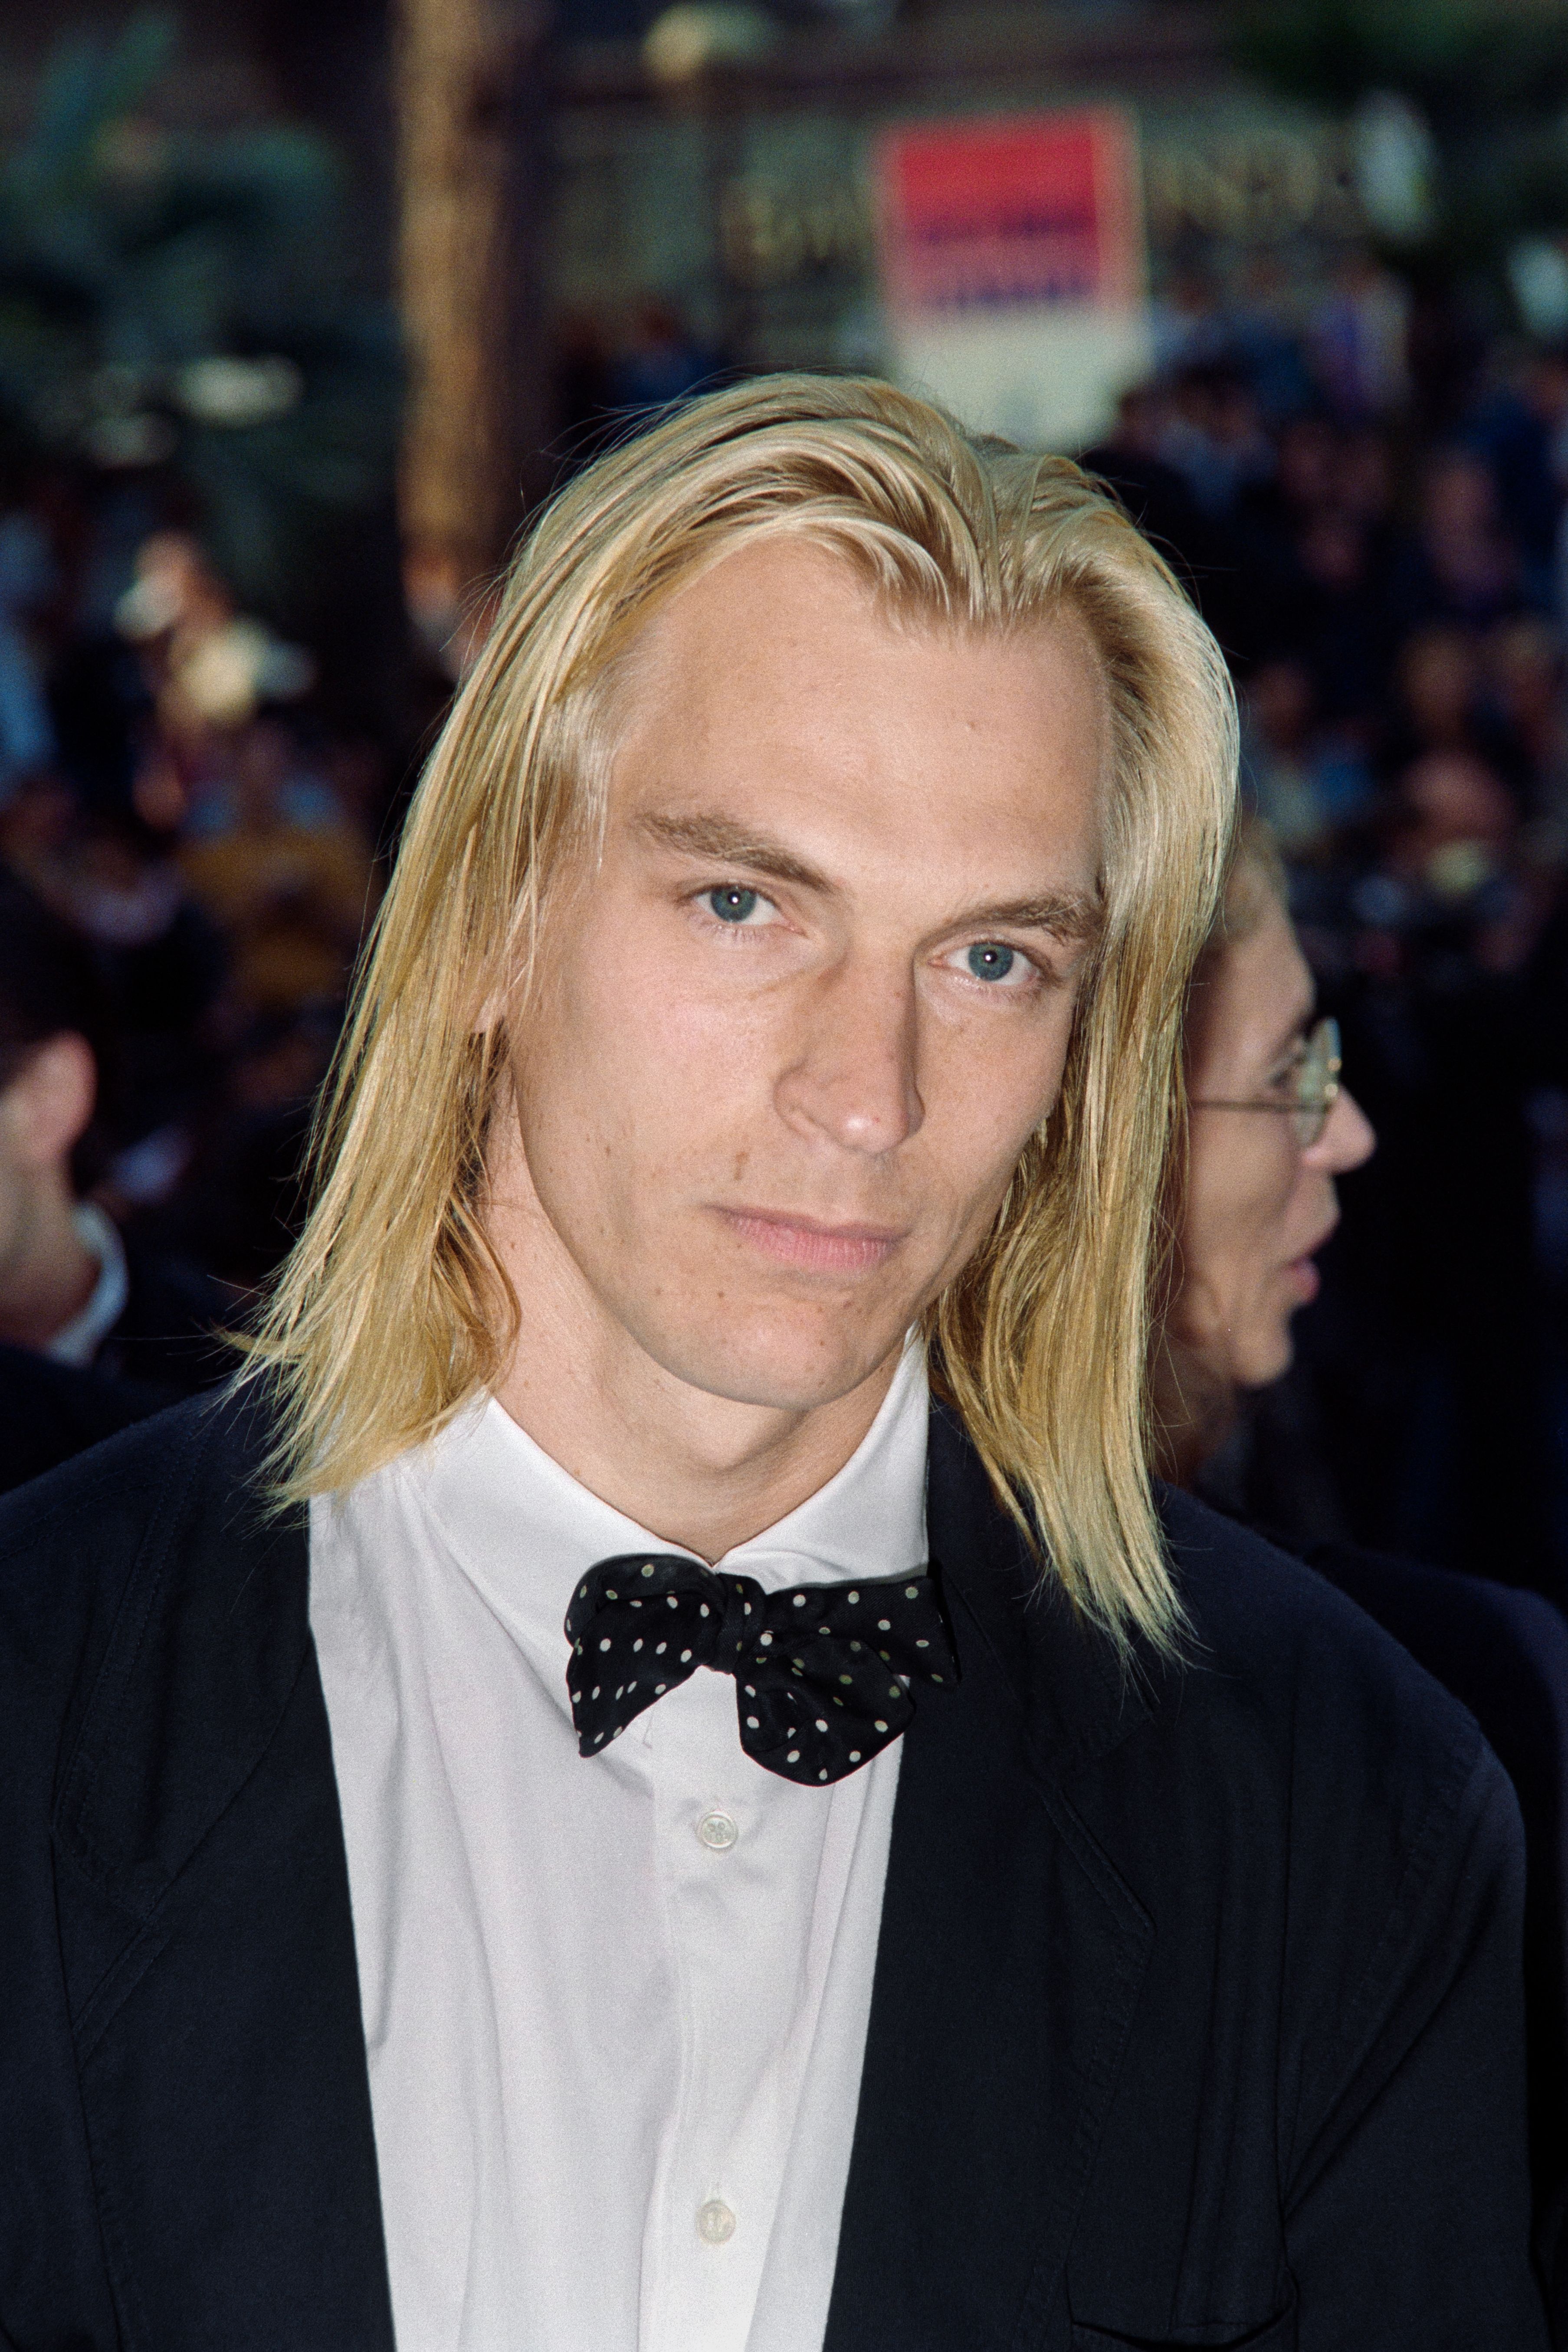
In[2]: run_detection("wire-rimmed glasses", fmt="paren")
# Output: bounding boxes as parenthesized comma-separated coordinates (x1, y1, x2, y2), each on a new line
(1190, 1015, 1342, 1151)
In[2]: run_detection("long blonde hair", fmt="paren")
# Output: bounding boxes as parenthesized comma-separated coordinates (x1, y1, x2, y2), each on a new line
(248, 375, 1237, 1653)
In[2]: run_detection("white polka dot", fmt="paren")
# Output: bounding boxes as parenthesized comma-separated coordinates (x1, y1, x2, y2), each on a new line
(681, 1649, 692, 1662)
(793, 1595, 806, 1607)
(599, 1637, 612, 1652)
(905, 1584, 918, 1598)
(878, 1618, 891, 1631)
(849, 1750, 862, 1762)
(787, 1749, 800, 1763)
(747, 1714, 760, 1728)
(875, 1719, 888, 1732)
(816, 1719, 829, 1732)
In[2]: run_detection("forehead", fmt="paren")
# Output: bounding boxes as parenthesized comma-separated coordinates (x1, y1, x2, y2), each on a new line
(606, 538, 1108, 892)
(1194, 902, 1315, 1083)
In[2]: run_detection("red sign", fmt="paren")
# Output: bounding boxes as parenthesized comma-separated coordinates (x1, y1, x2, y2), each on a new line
(876, 109, 1144, 318)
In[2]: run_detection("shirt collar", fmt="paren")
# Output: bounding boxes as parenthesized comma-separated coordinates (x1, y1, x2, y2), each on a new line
(46, 1201, 130, 1368)
(404, 1338, 930, 1712)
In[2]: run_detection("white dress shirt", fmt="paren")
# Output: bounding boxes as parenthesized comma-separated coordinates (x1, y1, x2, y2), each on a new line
(308, 1340, 929, 2352)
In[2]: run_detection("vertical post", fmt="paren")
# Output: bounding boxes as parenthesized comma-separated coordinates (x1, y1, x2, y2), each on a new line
(394, 0, 550, 642)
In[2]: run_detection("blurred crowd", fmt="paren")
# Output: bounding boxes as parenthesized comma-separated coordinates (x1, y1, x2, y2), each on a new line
(0, 476, 386, 1381)
(1087, 248, 1568, 1604)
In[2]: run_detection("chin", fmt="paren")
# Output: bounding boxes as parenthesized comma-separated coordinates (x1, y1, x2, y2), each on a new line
(631, 1296, 907, 1416)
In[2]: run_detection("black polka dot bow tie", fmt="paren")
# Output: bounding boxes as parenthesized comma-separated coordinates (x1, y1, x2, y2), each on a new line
(564, 1553, 959, 1786)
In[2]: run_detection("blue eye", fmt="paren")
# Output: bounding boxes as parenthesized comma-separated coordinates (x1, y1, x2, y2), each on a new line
(967, 942, 1016, 982)
(708, 887, 758, 924)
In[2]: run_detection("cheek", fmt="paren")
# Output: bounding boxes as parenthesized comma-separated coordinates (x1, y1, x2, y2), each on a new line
(516, 916, 772, 1174)
(922, 1002, 1076, 1194)
(1184, 1126, 1297, 1302)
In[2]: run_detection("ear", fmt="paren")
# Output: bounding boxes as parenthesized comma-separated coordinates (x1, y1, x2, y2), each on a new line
(3, 1033, 98, 1173)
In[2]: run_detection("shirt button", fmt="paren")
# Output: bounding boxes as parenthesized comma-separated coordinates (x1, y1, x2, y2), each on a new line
(696, 2198, 736, 2244)
(696, 1809, 739, 1852)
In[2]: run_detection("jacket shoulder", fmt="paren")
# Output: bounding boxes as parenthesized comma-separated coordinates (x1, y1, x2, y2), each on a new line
(1157, 1483, 1487, 1773)
(0, 1381, 269, 1602)
(1148, 1486, 1509, 1960)
(0, 1382, 307, 1901)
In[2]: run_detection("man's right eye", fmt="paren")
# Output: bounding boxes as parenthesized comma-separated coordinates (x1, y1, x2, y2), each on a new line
(706, 886, 760, 923)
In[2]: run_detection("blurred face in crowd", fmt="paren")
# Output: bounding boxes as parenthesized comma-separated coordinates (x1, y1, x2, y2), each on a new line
(1174, 891, 1374, 1391)
(488, 537, 1106, 1449)
(0, 1034, 96, 1347)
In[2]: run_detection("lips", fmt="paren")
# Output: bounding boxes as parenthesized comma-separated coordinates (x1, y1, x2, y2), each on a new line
(1283, 1211, 1338, 1302)
(714, 1207, 906, 1274)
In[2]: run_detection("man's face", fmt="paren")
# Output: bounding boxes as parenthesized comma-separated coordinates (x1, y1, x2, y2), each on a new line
(496, 538, 1106, 1418)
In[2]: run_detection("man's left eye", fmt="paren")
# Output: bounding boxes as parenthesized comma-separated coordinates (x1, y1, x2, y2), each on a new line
(958, 941, 1029, 986)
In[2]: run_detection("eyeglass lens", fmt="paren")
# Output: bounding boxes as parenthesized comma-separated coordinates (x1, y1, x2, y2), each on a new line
(1292, 1017, 1342, 1148)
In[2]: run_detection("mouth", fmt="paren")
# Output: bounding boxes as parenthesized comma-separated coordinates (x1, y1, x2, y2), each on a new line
(1284, 1215, 1338, 1299)
(712, 1206, 908, 1274)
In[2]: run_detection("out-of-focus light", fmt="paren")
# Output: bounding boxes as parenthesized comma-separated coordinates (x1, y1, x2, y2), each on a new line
(1353, 92, 1435, 244)
(176, 356, 303, 428)
(643, 3, 774, 85)
(1509, 237, 1568, 340)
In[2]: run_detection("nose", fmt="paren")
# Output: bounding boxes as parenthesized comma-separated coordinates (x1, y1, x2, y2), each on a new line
(773, 959, 924, 1157)
(1306, 1083, 1375, 1175)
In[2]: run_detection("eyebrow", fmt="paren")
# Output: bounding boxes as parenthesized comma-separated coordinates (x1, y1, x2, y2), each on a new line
(636, 809, 1105, 945)
(1265, 1004, 1317, 1064)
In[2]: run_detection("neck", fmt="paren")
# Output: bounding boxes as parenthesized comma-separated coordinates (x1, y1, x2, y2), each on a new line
(1148, 1331, 1238, 1492)
(0, 1178, 98, 1352)
(485, 1172, 903, 1565)
(495, 1316, 902, 1566)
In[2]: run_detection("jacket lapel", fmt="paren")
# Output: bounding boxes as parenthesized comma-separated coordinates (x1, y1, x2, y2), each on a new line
(51, 1392, 394, 2350)
(824, 1410, 1155, 2352)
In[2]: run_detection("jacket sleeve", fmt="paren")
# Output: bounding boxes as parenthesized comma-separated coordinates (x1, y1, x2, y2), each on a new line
(1282, 1732, 1550, 2349)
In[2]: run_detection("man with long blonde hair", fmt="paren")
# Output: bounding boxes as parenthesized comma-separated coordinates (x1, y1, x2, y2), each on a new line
(0, 379, 1546, 2346)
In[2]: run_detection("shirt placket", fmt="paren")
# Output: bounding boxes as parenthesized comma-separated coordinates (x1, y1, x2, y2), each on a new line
(641, 1671, 820, 2352)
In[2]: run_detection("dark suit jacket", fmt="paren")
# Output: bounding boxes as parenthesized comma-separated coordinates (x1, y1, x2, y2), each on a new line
(1302, 1538, 1568, 2329)
(0, 1343, 166, 1498)
(0, 1390, 1548, 2350)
